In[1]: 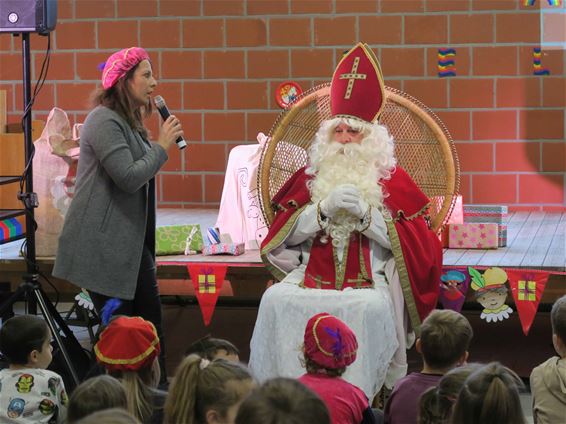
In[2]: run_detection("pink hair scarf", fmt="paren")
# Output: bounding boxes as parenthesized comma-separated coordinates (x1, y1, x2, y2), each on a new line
(101, 47, 150, 90)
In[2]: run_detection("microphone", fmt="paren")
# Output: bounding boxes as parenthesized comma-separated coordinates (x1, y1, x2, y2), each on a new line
(153, 95, 187, 150)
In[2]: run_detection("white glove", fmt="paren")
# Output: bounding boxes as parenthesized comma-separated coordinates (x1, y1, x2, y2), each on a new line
(320, 184, 360, 218)
(344, 198, 370, 220)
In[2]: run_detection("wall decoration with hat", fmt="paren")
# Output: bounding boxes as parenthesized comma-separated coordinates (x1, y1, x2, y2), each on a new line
(469, 267, 513, 323)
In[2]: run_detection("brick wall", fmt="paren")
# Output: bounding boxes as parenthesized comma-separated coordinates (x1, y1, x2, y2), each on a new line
(0, 0, 564, 210)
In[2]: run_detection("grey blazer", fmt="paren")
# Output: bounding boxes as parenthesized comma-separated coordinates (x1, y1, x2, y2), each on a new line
(53, 106, 168, 300)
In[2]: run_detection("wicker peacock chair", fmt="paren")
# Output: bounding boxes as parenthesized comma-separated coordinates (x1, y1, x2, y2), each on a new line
(257, 83, 460, 233)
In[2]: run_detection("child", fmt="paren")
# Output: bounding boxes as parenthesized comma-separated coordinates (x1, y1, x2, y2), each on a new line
(164, 354, 254, 423)
(298, 312, 375, 424)
(67, 375, 128, 423)
(530, 294, 566, 423)
(94, 316, 166, 424)
(417, 363, 481, 424)
(451, 361, 526, 424)
(185, 335, 240, 362)
(236, 377, 330, 424)
(75, 408, 140, 424)
(0, 315, 68, 423)
(384, 309, 473, 424)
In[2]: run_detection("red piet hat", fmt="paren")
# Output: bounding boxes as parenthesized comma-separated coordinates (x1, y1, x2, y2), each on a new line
(94, 316, 160, 372)
(101, 47, 150, 90)
(304, 313, 358, 369)
(330, 42, 386, 124)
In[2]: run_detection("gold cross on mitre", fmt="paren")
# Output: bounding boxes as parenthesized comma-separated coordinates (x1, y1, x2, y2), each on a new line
(339, 56, 367, 99)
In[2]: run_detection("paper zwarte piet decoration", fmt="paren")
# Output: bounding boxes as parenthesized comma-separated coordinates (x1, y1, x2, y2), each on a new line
(469, 267, 513, 323)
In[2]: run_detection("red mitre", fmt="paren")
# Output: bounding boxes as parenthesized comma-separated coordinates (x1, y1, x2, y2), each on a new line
(330, 42, 386, 124)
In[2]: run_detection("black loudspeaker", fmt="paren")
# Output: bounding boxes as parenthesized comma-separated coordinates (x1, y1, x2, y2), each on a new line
(0, 0, 57, 35)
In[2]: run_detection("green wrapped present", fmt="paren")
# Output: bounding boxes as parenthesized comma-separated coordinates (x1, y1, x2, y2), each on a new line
(156, 224, 204, 255)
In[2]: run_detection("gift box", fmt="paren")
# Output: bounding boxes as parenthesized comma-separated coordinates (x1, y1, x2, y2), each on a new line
(436, 195, 464, 247)
(498, 224, 507, 247)
(202, 242, 245, 256)
(156, 224, 203, 255)
(463, 204, 508, 224)
(448, 223, 499, 249)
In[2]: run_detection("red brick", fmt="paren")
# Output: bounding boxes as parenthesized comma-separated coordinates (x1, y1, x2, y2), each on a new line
(359, 16, 402, 45)
(203, 0, 244, 15)
(34, 52, 74, 81)
(161, 51, 202, 79)
(56, 83, 97, 111)
(159, 0, 200, 16)
(27, 34, 49, 53)
(227, 81, 269, 109)
(336, 0, 378, 12)
(405, 15, 448, 45)
(435, 111, 471, 141)
(426, 0, 470, 11)
(543, 12, 566, 44)
(543, 77, 566, 107)
(314, 17, 357, 46)
(183, 19, 224, 48)
(427, 47, 471, 77)
(403, 79, 448, 109)
(519, 174, 564, 203)
(519, 47, 564, 76)
(204, 113, 246, 141)
(450, 14, 494, 44)
(226, 18, 267, 47)
(153, 82, 183, 110)
(160, 143, 183, 172)
(473, 46, 518, 76)
(270, 18, 311, 46)
(519, 109, 564, 140)
(290, 0, 333, 14)
(291, 49, 334, 78)
(455, 142, 494, 172)
(204, 51, 245, 79)
(76, 52, 110, 81)
(76, 0, 115, 18)
(496, 13, 541, 43)
(186, 144, 227, 172)
(247, 0, 289, 14)
(97, 20, 138, 50)
(175, 112, 202, 143)
(472, 110, 517, 140)
(496, 78, 541, 108)
(451, 79, 494, 108)
(496, 142, 540, 172)
(0, 35, 12, 51)
(472, 0, 517, 10)
(248, 50, 289, 78)
(247, 112, 280, 141)
(26, 83, 55, 112)
(184, 82, 225, 110)
(162, 174, 202, 202)
(204, 174, 225, 203)
(381, 48, 425, 77)
(0, 54, 22, 80)
(140, 20, 181, 49)
(542, 142, 566, 172)
(117, 0, 157, 17)
(380, 0, 424, 13)
(472, 174, 517, 204)
(459, 174, 472, 203)
(55, 22, 96, 50)
(57, 0, 74, 19)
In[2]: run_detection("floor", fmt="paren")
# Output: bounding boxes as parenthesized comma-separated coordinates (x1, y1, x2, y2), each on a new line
(6, 301, 535, 423)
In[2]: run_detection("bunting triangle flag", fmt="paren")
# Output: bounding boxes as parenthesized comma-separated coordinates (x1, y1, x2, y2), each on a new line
(507, 269, 550, 335)
(187, 263, 227, 326)
(439, 267, 470, 312)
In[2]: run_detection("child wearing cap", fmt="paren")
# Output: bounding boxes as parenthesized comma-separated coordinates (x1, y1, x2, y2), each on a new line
(94, 316, 166, 424)
(384, 309, 473, 424)
(0, 315, 68, 423)
(298, 313, 376, 424)
(164, 354, 254, 424)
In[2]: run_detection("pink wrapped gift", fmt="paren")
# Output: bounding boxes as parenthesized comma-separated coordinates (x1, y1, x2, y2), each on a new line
(448, 223, 499, 249)
(202, 242, 245, 256)
(433, 195, 463, 247)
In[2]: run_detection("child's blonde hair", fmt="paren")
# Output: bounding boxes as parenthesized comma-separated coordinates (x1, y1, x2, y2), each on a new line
(164, 355, 253, 424)
(67, 375, 128, 423)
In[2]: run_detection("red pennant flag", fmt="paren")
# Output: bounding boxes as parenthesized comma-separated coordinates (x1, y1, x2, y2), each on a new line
(187, 263, 227, 326)
(508, 270, 550, 335)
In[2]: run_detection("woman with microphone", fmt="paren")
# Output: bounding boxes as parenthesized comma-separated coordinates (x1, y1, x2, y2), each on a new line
(54, 47, 183, 382)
